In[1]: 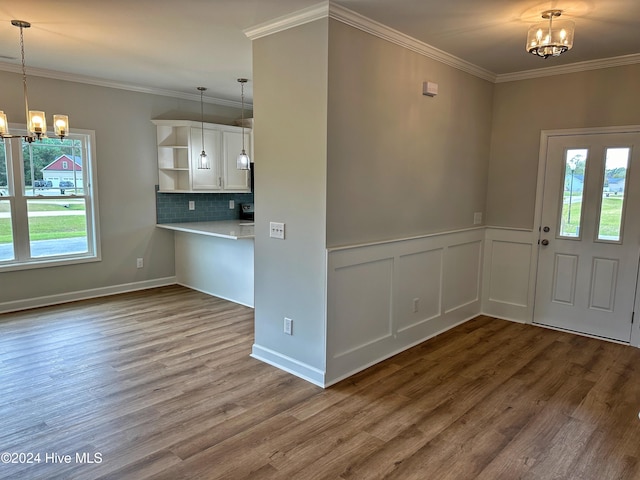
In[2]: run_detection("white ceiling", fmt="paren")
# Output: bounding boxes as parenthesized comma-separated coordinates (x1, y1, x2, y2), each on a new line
(1, 0, 639, 105)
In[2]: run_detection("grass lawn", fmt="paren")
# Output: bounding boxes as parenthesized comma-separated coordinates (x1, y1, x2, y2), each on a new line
(0, 216, 86, 243)
(0, 199, 87, 244)
(0, 201, 85, 213)
(561, 196, 624, 238)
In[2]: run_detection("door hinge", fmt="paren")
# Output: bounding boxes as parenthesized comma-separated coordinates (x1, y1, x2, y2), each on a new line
(632, 312, 635, 324)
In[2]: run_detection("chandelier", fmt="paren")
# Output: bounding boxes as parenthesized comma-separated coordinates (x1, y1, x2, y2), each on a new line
(526, 10, 575, 59)
(0, 20, 69, 142)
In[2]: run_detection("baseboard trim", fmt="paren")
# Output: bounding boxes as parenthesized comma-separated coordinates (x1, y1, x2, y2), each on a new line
(175, 281, 254, 309)
(251, 344, 326, 388)
(324, 312, 477, 387)
(0, 276, 177, 314)
(480, 310, 528, 324)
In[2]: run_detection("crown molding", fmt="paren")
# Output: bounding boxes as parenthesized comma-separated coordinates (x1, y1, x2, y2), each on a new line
(244, 3, 330, 40)
(246, 1, 640, 85)
(244, 1, 496, 82)
(0, 61, 249, 109)
(327, 3, 496, 82)
(495, 53, 640, 83)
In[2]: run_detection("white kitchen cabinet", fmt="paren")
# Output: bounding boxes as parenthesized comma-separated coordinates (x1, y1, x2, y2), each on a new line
(155, 123, 191, 192)
(190, 127, 222, 191)
(153, 120, 251, 193)
(222, 130, 252, 190)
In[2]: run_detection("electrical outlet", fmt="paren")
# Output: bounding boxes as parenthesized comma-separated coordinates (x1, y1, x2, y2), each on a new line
(284, 317, 293, 335)
(229, 200, 235, 209)
(136, 257, 143, 269)
(270, 222, 285, 239)
(474, 212, 482, 225)
(412, 298, 420, 313)
(188, 201, 195, 211)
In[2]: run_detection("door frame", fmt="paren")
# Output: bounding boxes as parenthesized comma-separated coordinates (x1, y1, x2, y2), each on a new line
(529, 125, 640, 347)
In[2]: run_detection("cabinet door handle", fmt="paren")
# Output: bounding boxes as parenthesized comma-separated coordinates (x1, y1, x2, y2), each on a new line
(218, 177, 222, 187)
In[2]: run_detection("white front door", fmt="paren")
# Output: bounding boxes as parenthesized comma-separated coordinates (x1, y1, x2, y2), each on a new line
(534, 132, 640, 342)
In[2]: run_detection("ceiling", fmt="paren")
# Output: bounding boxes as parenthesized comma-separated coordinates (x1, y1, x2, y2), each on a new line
(1, 0, 639, 105)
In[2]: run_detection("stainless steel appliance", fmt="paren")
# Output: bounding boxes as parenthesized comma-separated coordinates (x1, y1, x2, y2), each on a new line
(240, 203, 254, 221)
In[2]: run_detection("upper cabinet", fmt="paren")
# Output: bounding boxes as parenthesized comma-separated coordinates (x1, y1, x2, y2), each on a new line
(152, 120, 252, 193)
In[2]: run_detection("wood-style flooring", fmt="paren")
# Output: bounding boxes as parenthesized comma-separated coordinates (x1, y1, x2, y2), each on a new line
(1, 285, 640, 479)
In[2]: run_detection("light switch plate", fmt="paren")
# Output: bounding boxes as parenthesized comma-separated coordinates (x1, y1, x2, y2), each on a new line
(284, 317, 293, 335)
(270, 222, 285, 239)
(188, 201, 195, 211)
(474, 212, 482, 225)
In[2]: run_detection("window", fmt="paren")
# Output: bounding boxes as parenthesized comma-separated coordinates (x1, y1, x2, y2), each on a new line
(0, 128, 100, 270)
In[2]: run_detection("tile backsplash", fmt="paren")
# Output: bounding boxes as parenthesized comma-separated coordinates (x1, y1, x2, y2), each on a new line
(156, 186, 254, 223)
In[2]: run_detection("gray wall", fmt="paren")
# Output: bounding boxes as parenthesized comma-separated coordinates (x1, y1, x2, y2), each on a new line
(252, 17, 494, 379)
(486, 63, 640, 229)
(0, 70, 241, 305)
(326, 20, 494, 247)
(253, 19, 329, 372)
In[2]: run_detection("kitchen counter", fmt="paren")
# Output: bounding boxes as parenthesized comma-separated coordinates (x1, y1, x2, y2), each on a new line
(157, 219, 254, 307)
(157, 220, 254, 240)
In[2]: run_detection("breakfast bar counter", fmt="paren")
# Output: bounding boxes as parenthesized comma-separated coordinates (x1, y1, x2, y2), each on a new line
(157, 220, 254, 307)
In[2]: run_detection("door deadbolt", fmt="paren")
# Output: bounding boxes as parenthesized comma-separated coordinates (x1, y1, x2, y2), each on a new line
(543, 226, 550, 232)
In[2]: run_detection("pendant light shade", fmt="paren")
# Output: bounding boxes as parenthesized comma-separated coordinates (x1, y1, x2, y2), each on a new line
(236, 78, 251, 170)
(0, 20, 70, 143)
(526, 10, 575, 59)
(197, 86, 210, 170)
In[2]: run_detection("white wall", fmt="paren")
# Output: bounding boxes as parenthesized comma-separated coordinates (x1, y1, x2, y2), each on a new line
(0, 71, 242, 311)
(481, 227, 536, 323)
(327, 228, 484, 385)
(175, 233, 254, 308)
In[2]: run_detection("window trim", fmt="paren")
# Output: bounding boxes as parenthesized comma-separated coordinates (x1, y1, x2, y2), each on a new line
(0, 127, 101, 272)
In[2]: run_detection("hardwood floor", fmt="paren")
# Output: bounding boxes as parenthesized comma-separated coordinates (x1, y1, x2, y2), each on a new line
(1, 285, 640, 479)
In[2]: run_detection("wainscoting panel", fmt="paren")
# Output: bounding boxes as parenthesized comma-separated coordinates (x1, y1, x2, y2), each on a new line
(481, 228, 536, 323)
(443, 240, 482, 313)
(326, 228, 484, 385)
(332, 258, 394, 357)
(396, 248, 443, 333)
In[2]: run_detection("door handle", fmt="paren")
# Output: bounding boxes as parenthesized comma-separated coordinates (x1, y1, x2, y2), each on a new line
(541, 239, 549, 246)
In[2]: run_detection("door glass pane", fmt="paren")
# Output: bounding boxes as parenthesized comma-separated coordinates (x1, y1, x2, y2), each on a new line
(597, 147, 630, 242)
(27, 199, 88, 257)
(0, 199, 14, 261)
(559, 149, 588, 238)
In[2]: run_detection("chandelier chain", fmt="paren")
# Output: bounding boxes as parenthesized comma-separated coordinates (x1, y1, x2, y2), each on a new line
(19, 23, 30, 120)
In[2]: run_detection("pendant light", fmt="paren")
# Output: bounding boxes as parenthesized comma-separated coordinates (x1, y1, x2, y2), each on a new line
(236, 78, 251, 170)
(197, 86, 210, 169)
(0, 20, 69, 142)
